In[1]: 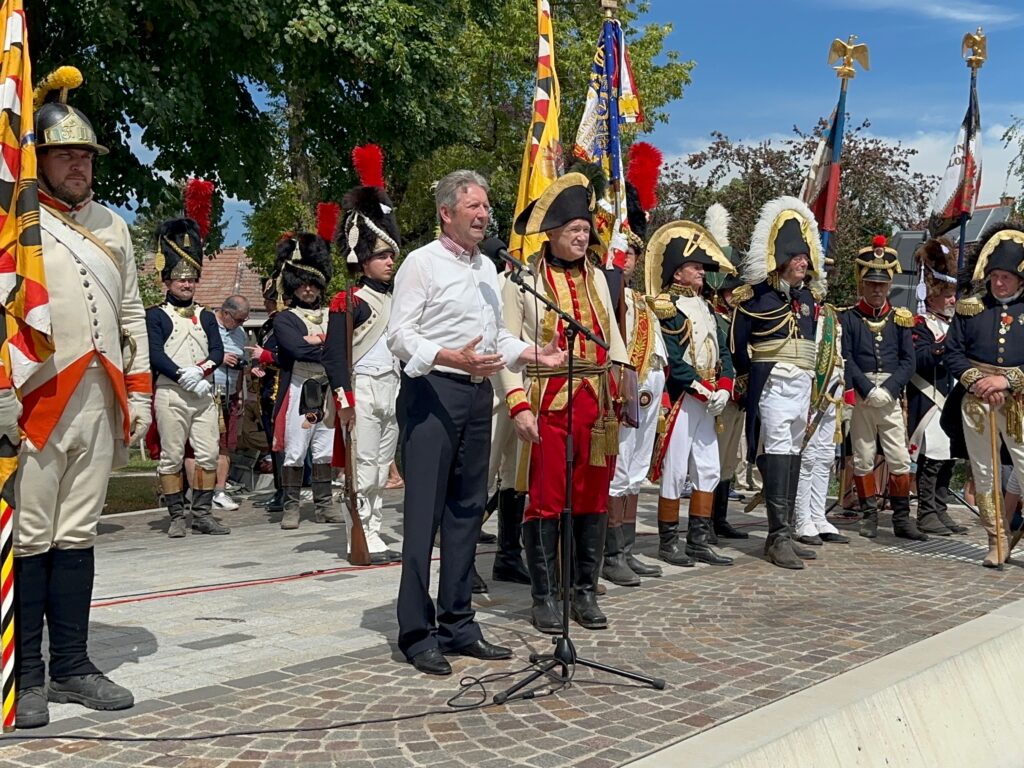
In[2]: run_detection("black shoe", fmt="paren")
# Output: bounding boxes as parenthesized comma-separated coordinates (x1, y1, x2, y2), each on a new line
(493, 558, 531, 584)
(937, 513, 969, 535)
(714, 520, 749, 539)
(14, 686, 49, 728)
(796, 534, 823, 546)
(917, 514, 953, 536)
(894, 525, 929, 542)
(820, 532, 850, 544)
(369, 550, 402, 565)
(472, 567, 488, 594)
(478, 530, 497, 544)
(766, 537, 804, 570)
(409, 648, 452, 676)
(790, 539, 818, 559)
(446, 638, 513, 660)
(48, 673, 134, 711)
(685, 517, 734, 566)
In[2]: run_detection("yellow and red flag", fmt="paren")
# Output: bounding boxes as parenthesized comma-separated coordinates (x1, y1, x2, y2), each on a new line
(509, 0, 563, 261)
(0, 0, 51, 732)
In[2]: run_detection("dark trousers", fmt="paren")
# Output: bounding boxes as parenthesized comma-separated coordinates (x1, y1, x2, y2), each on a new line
(397, 372, 492, 659)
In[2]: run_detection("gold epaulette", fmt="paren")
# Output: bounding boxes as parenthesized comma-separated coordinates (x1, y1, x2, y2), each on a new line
(894, 307, 915, 328)
(731, 284, 754, 305)
(649, 293, 677, 320)
(955, 296, 984, 317)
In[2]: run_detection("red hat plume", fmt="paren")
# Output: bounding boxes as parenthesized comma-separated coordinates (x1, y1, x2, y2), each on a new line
(626, 142, 663, 212)
(317, 202, 341, 243)
(872, 235, 888, 248)
(352, 144, 386, 190)
(184, 178, 215, 240)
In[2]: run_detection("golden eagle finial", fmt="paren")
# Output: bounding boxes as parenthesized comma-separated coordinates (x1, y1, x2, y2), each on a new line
(828, 35, 869, 80)
(962, 27, 987, 71)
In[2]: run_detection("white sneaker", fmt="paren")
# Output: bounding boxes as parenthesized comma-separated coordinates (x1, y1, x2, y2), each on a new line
(213, 491, 239, 511)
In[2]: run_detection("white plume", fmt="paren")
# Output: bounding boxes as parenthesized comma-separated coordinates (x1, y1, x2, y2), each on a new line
(703, 203, 731, 248)
(744, 195, 823, 288)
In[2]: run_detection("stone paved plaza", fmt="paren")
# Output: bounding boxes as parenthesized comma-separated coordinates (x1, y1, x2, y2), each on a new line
(0, 487, 1021, 767)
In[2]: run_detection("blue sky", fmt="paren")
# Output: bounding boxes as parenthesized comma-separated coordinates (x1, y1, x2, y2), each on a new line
(640, 0, 1022, 205)
(128, 0, 1024, 246)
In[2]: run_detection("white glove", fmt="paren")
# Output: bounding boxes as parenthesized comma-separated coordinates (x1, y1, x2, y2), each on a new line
(177, 366, 204, 391)
(193, 378, 213, 398)
(706, 389, 730, 417)
(865, 387, 894, 408)
(0, 388, 21, 445)
(127, 392, 152, 446)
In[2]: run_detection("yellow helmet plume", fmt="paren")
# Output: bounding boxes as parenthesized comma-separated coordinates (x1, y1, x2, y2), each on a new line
(33, 66, 84, 110)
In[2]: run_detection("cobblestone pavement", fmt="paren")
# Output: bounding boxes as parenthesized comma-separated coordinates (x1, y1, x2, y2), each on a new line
(0, 487, 1021, 767)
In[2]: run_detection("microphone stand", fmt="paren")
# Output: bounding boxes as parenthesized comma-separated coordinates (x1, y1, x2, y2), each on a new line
(494, 260, 665, 705)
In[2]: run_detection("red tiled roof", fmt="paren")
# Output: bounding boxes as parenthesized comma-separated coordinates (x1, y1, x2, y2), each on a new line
(142, 246, 266, 309)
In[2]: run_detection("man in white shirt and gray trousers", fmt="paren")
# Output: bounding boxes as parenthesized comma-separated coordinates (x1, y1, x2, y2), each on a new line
(388, 170, 565, 676)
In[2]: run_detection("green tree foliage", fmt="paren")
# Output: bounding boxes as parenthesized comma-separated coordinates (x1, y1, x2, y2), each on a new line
(659, 120, 934, 305)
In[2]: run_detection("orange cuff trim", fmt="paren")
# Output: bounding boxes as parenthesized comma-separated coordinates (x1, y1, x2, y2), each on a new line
(125, 372, 153, 395)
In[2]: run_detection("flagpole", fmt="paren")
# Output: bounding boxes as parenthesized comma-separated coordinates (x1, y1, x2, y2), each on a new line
(958, 28, 986, 272)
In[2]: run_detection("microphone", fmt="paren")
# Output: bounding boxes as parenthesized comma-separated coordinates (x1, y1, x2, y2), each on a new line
(481, 236, 535, 277)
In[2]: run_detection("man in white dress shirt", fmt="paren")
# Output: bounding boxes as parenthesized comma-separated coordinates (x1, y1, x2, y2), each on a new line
(388, 170, 564, 676)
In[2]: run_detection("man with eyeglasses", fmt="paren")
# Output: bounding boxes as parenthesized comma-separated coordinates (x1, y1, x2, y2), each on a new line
(212, 296, 251, 510)
(12, 70, 152, 727)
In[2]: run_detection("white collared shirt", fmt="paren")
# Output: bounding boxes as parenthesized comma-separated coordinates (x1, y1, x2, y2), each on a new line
(388, 236, 530, 378)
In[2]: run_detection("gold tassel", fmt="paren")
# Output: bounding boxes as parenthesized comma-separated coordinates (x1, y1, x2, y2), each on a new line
(834, 401, 843, 444)
(604, 415, 619, 457)
(590, 420, 607, 466)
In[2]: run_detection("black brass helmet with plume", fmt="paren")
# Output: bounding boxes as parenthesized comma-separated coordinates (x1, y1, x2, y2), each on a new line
(33, 66, 107, 155)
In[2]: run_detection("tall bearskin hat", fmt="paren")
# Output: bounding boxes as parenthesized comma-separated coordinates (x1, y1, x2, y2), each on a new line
(155, 218, 203, 282)
(744, 196, 822, 287)
(154, 179, 216, 282)
(277, 232, 332, 300)
(624, 142, 662, 253)
(913, 236, 957, 312)
(962, 222, 1024, 290)
(336, 145, 401, 274)
(514, 171, 604, 251)
(644, 220, 736, 296)
(855, 234, 901, 283)
(34, 66, 108, 155)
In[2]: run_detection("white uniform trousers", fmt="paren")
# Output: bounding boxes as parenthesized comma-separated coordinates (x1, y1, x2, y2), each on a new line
(282, 379, 334, 467)
(795, 382, 841, 537)
(759, 367, 812, 455)
(611, 367, 665, 497)
(15, 369, 121, 556)
(660, 395, 720, 500)
(717, 400, 744, 481)
(850, 373, 910, 476)
(155, 383, 220, 474)
(962, 400, 1024, 495)
(349, 370, 399, 553)
(487, 393, 518, 497)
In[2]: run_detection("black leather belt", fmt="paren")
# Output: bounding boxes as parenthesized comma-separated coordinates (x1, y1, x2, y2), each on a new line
(430, 370, 486, 385)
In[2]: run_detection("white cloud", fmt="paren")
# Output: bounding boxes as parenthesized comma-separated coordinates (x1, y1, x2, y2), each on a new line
(845, 0, 1020, 25)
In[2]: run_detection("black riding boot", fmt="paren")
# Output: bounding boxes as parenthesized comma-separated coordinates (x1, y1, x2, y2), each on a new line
(14, 553, 50, 728)
(47, 548, 134, 711)
(916, 457, 953, 535)
(890, 473, 928, 541)
(312, 463, 343, 523)
(657, 497, 694, 566)
(493, 489, 531, 584)
(713, 480, 748, 539)
(785, 456, 817, 560)
(571, 514, 608, 629)
(602, 495, 641, 585)
(280, 465, 303, 529)
(933, 459, 968, 534)
(192, 467, 230, 534)
(522, 518, 563, 634)
(685, 490, 733, 565)
(763, 454, 803, 569)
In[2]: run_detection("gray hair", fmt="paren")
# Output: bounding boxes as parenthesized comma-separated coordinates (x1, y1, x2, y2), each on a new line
(221, 295, 250, 315)
(434, 170, 489, 214)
